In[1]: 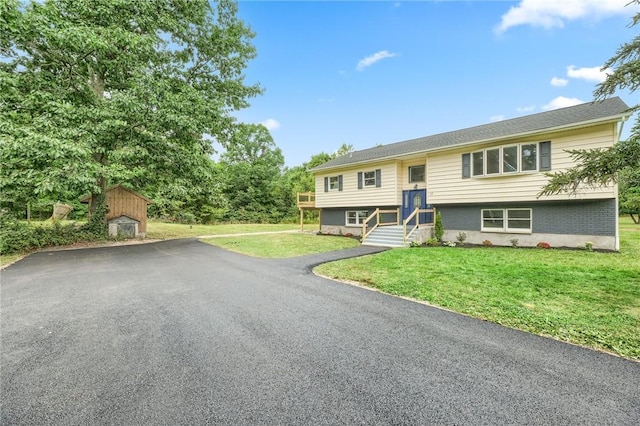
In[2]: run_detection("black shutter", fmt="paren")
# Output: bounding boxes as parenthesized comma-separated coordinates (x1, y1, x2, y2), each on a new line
(338, 175, 343, 191)
(375, 169, 381, 187)
(357, 172, 363, 189)
(324, 177, 328, 192)
(462, 153, 471, 178)
(539, 141, 551, 171)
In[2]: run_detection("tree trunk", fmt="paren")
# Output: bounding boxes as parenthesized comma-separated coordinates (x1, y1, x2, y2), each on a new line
(87, 69, 107, 221)
(89, 175, 107, 215)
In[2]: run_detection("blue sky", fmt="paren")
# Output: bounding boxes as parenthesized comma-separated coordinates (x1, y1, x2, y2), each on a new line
(234, 0, 639, 167)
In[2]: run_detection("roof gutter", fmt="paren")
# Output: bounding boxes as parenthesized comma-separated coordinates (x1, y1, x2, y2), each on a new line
(311, 112, 631, 173)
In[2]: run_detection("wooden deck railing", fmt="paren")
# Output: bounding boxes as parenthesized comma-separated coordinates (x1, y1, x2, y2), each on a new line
(403, 207, 436, 245)
(296, 192, 316, 209)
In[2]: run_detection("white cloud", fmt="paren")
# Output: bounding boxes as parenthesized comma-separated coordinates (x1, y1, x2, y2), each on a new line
(490, 115, 505, 122)
(566, 65, 610, 83)
(517, 105, 536, 113)
(261, 118, 280, 131)
(495, 0, 633, 33)
(356, 50, 397, 71)
(550, 77, 568, 87)
(542, 96, 584, 111)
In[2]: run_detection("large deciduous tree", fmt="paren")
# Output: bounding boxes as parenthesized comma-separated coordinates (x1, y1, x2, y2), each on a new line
(0, 0, 261, 219)
(539, 1, 640, 213)
(219, 123, 285, 222)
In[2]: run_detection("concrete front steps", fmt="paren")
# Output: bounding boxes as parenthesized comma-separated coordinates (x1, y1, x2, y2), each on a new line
(362, 225, 418, 248)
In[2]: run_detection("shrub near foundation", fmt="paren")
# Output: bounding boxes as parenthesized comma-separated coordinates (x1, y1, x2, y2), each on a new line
(434, 212, 444, 241)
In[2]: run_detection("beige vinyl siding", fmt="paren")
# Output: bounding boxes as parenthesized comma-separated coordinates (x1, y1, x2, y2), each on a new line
(399, 159, 428, 191)
(427, 124, 618, 204)
(315, 161, 400, 208)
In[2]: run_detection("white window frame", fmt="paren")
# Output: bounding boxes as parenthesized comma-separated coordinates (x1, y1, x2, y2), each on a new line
(329, 176, 340, 191)
(471, 143, 541, 177)
(346, 210, 369, 226)
(363, 171, 376, 187)
(502, 145, 519, 174)
(408, 165, 425, 183)
(481, 208, 532, 233)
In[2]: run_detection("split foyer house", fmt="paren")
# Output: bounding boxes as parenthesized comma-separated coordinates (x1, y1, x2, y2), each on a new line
(308, 97, 631, 250)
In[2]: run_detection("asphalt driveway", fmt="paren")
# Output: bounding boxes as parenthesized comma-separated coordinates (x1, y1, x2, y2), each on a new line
(1, 239, 638, 425)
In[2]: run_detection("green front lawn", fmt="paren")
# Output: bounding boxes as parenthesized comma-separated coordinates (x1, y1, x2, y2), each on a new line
(202, 233, 359, 258)
(314, 217, 640, 360)
(146, 221, 300, 239)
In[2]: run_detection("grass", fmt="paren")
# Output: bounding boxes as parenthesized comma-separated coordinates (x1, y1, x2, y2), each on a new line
(202, 233, 360, 258)
(146, 221, 300, 239)
(0, 221, 306, 269)
(0, 252, 25, 268)
(314, 217, 640, 360)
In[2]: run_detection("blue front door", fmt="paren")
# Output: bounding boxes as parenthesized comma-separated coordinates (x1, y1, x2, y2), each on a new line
(402, 189, 427, 225)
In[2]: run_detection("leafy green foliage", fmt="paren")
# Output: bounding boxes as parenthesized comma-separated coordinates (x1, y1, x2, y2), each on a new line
(0, 214, 38, 254)
(619, 166, 640, 223)
(434, 211, 444, 241)
(426, 238, 439, 247)
(539, 139, 640, 196)
(593, 0, 640, 111)
(540, 1, 640, 201)
(80, 197, 107, 237)
(0, 214, 105, 255)
(219, 124, 286, 222)
(1, 0, 261, 223)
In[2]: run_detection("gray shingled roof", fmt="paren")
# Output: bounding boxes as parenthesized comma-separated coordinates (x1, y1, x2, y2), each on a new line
(312, 97, 630, 171)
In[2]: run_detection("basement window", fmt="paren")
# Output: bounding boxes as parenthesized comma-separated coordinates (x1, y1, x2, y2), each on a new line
(346, 210, 369, 226)
(481, 208, 532, 233)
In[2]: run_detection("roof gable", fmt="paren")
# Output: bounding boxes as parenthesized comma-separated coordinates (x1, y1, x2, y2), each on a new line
(312, 97, 630, 171)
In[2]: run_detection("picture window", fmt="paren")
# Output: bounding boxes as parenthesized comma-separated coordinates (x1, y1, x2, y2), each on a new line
(465, 142, 548, 177)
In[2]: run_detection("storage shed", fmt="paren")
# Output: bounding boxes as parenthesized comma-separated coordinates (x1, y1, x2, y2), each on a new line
(80, 185, 153, 238)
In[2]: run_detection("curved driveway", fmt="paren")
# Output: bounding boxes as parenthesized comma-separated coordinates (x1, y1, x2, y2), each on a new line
(1, 239, 639, 424)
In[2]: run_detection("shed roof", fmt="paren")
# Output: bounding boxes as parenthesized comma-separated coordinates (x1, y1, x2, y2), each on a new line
(311, 97, 631, 172)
